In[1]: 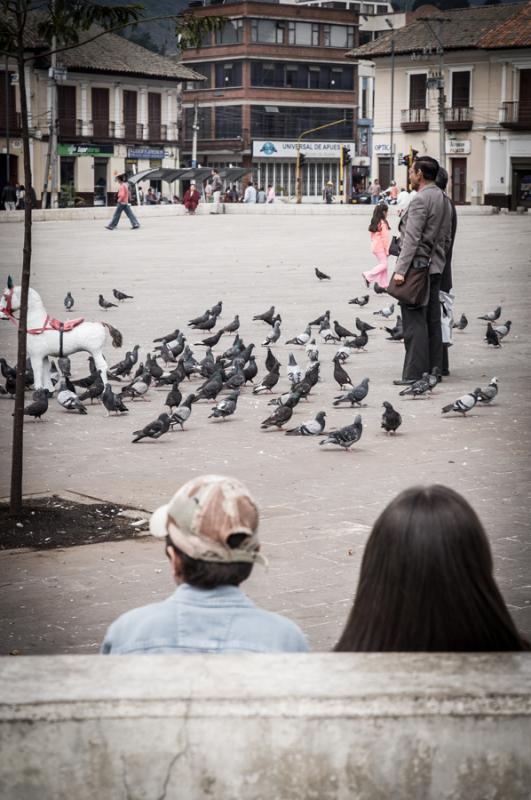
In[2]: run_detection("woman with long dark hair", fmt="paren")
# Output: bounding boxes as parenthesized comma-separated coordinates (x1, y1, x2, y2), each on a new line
(362, 202, 391, 289)
(335, 485, 528, 652)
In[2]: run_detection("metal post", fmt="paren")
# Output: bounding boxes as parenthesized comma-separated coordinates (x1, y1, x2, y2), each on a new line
(437, 19, 446, 170)
(295, 141, 301, 204)
(390, 32, 395, 183)
(4, 57, 10, 186)
(191, 99, 198, 168)
(339, 144, 344, 204)
(50, 33, 58, 209)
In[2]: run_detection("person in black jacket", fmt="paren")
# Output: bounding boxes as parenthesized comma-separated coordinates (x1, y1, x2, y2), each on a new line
(435, 167, 457, 377)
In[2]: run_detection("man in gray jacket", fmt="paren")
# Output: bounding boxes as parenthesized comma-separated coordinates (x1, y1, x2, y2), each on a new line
(392, 156, 452, 384)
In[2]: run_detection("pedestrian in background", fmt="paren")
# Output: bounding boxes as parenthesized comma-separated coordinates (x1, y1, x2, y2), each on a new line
(267, 184, 275, 203)
(243, 181, 257, 203)
(323, 181, 334, 204)
(1, 181, 17, 211)
(183, 181, 200, 215)
(210, 168, 222, 214)
(362, 202, 391, 289)
(335, 485, 529, 653)
(369, 178, 381, 205)
(105, 175, 140, 230)
(204, 181, 213, 204)
(257, 187, 266, 203)
(16, 184, 25, 209)
(435, 166, 458, 377)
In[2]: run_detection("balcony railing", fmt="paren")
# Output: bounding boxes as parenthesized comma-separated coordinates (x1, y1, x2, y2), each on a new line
(501, 101, 531, 129)
(401, 108, 429, 132)
(445, 106, 473, 131)
(123, 122, 144, 141)
(91, 119, 115, 139)
(57, 118, 83, 137)
(146, 123, 168, 142)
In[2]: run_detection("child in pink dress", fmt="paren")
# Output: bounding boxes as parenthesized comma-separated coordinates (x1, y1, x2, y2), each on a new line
(362, 203, 391, 289)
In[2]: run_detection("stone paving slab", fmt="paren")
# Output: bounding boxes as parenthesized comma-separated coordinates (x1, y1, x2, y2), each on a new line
(0, 210, 530, 654)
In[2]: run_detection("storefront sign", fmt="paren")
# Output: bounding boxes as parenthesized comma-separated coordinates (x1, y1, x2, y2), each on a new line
(252, 141, 355, 160)
(127, 147, 167, 159)
(374, 143, 392, 155)
(58, 143, 113, 157)
(446, 140, 471, 155)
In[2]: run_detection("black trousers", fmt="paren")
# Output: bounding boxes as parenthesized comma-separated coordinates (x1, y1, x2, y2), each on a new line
(400, 273, 443, 381)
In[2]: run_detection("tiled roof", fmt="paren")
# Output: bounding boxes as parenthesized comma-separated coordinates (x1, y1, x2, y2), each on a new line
(23, 12, 203, 81)
(349, 3, 526, 59)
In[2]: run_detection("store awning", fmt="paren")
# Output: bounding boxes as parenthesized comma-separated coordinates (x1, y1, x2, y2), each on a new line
(219, 167, 251, 182)
(127, 167, 251, 185)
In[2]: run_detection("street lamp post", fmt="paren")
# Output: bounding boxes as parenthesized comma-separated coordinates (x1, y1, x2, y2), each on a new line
(385, 18, 395, 183)
(295, 117, 347, 204)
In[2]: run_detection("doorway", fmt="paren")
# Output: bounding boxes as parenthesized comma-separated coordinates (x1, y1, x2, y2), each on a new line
(94, 159, 107, 206)
(451, 158, 467, 204)
(378, 157, 391, 190)
(0, 154, 18, 208)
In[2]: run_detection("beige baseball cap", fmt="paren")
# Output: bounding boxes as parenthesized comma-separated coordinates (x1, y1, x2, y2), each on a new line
(150, 474, 266, 565)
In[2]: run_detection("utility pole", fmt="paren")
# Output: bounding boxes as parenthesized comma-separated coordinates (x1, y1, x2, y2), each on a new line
(295, 118, 346, 204)
(390, 32, 395, 182)
(4, 57, 10, 186)
(191, 99, 199, 168)
(420, 16, 447, 170)
(339, 142, 344, 203)
(42, 30, 58, 210)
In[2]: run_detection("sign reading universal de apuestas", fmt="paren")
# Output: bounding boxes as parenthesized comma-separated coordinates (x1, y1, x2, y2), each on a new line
(253, 140, 355, 159)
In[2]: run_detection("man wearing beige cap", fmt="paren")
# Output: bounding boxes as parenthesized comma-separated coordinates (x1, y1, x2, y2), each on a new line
(101, 475, 308, 654)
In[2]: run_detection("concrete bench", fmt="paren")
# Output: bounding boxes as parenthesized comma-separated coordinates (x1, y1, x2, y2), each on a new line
(0, 653, 530, 799)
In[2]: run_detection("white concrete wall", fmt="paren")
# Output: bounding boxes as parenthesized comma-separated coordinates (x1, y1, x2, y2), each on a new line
(0, 654, 529, 799)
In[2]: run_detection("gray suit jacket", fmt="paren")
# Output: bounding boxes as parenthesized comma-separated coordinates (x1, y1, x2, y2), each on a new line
(395, 185, 453, 276)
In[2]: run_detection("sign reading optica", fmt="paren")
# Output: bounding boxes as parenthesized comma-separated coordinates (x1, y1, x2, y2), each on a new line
(252, 141, 355, 159)
(127, 148, 167, 159)
(58, 144, 113, 157)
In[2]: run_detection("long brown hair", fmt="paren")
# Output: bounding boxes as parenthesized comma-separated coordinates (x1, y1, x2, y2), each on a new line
(335, 485, 528, 652)
(368, 203, 390, 233)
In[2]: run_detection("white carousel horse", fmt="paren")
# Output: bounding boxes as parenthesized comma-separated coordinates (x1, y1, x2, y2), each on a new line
(0, 277, 122, 391)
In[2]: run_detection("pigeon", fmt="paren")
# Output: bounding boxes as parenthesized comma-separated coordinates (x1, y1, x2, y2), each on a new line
(319, 319, 338, 343)
(210, 300, 223, 317)
(120, 371, 151, 401)
(345, 331, 369, 352)
(109, 351, 136, 379)
(333, 377, 369, 407)
(72, 360, 99, 388)
(112, 289, 134, 302)
(478, 306, 501, 322)
(261, 395, 299, 429)
(49, 360, 60, 386)
(223, 315, 240, 334)
(194, 329, 224, 348)
(188, 309, 210, 327)
(442, 389, 481, 415)
(374, 282, 387, 294)
(452, 313, 468, 331)
(349, 295, 369, 307)
(169, 394, 196, 431)
(399, 373, 431, 398)
(132, 413, 171, 443)
(98, 294, 118, 310)
(334, 345, 351, 362)
(477, 377, 499, 404)
(268, 389, 301, 407)
(209, 390, 239, 421)
(485, 323, 501, 348)
(224, 365, 246, 391)
(286, 325, 311, 346)
(253, 363, 281, 394)
(154, 328, 180, 344)
(355, 317, 375, 333)
(23, 389, 49, 421)
(195, 370, 224, 402)
(146, 353, 163, 381)
(57, 381, 87, 414)
(309, 310, 330, 327)
(306, 339, 319, 363)
(262, 320, 281, 347)
(270, 313, 282, 327)
(333, 320, 356, 340)
(243, 355, 258, 384)
(384, 316, 403, 341)
(265, 347, 281, 373)
(381, 401, 402, 434)
(493, 321, 512, 340)
(427, 369, 441, 390)
(287, 353, 303, 385)
(373, 303, 395, 318)
(253, 306, 275, 325)
(333, 356, 353, 389)
(101, 383, 129, 416)
(315, 267, 331, 280)
(64, 291, 74, 311)
(191, 314, 217, 332)
(285, 411, 326, 436)
(320, 415, 363, 450)
(57, 355, 72, 377)
(78, 371, 104, 404)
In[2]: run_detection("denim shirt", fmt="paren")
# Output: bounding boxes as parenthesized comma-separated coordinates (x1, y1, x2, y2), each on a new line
(101, 584, 309, 655)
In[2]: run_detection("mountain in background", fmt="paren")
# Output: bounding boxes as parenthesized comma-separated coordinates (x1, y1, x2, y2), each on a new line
(105, 0, 527, 53)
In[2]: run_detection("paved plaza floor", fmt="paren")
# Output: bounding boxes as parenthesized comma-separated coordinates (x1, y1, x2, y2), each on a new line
(1, 208, 530, 654)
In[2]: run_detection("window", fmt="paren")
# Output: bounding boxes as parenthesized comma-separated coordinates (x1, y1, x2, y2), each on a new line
(451, 71, 471, 107)
(251, 105, 353, 139)
(123, 90, 137, 139)
(361, 76, 368, 118)
(0, 72, 17, 130)
(288, 21, 313, 46)
(57, 85, 77, 137)
(518, 69, 531, 124)
(215, 19, 243, 45)
(251, 19, 284, 44)
(377, 4, 388, 12)
(189, 63, 212, 89)
(312, 23, 320, 46)
(91, 88, 109, 138)
(184, 106, 212, 140)
(215, 62, 242, 88)
(215, 106, 242, 138)
(409, 73, 427, 109)
(148, 92, 161, 139)
(250, 61, 353, 91)
(323, 25, 354, 48)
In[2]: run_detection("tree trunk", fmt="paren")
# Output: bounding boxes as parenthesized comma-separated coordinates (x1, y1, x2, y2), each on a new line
(10, 42, 32, 516)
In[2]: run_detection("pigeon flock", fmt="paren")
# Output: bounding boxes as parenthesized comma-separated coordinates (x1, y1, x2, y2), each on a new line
(0, 275, 510, 452)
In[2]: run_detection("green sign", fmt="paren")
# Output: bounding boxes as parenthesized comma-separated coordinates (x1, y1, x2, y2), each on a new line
(58, 144, 113, 157)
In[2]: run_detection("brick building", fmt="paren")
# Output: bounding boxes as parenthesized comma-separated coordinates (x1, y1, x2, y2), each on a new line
(180, 1, 359, 198)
